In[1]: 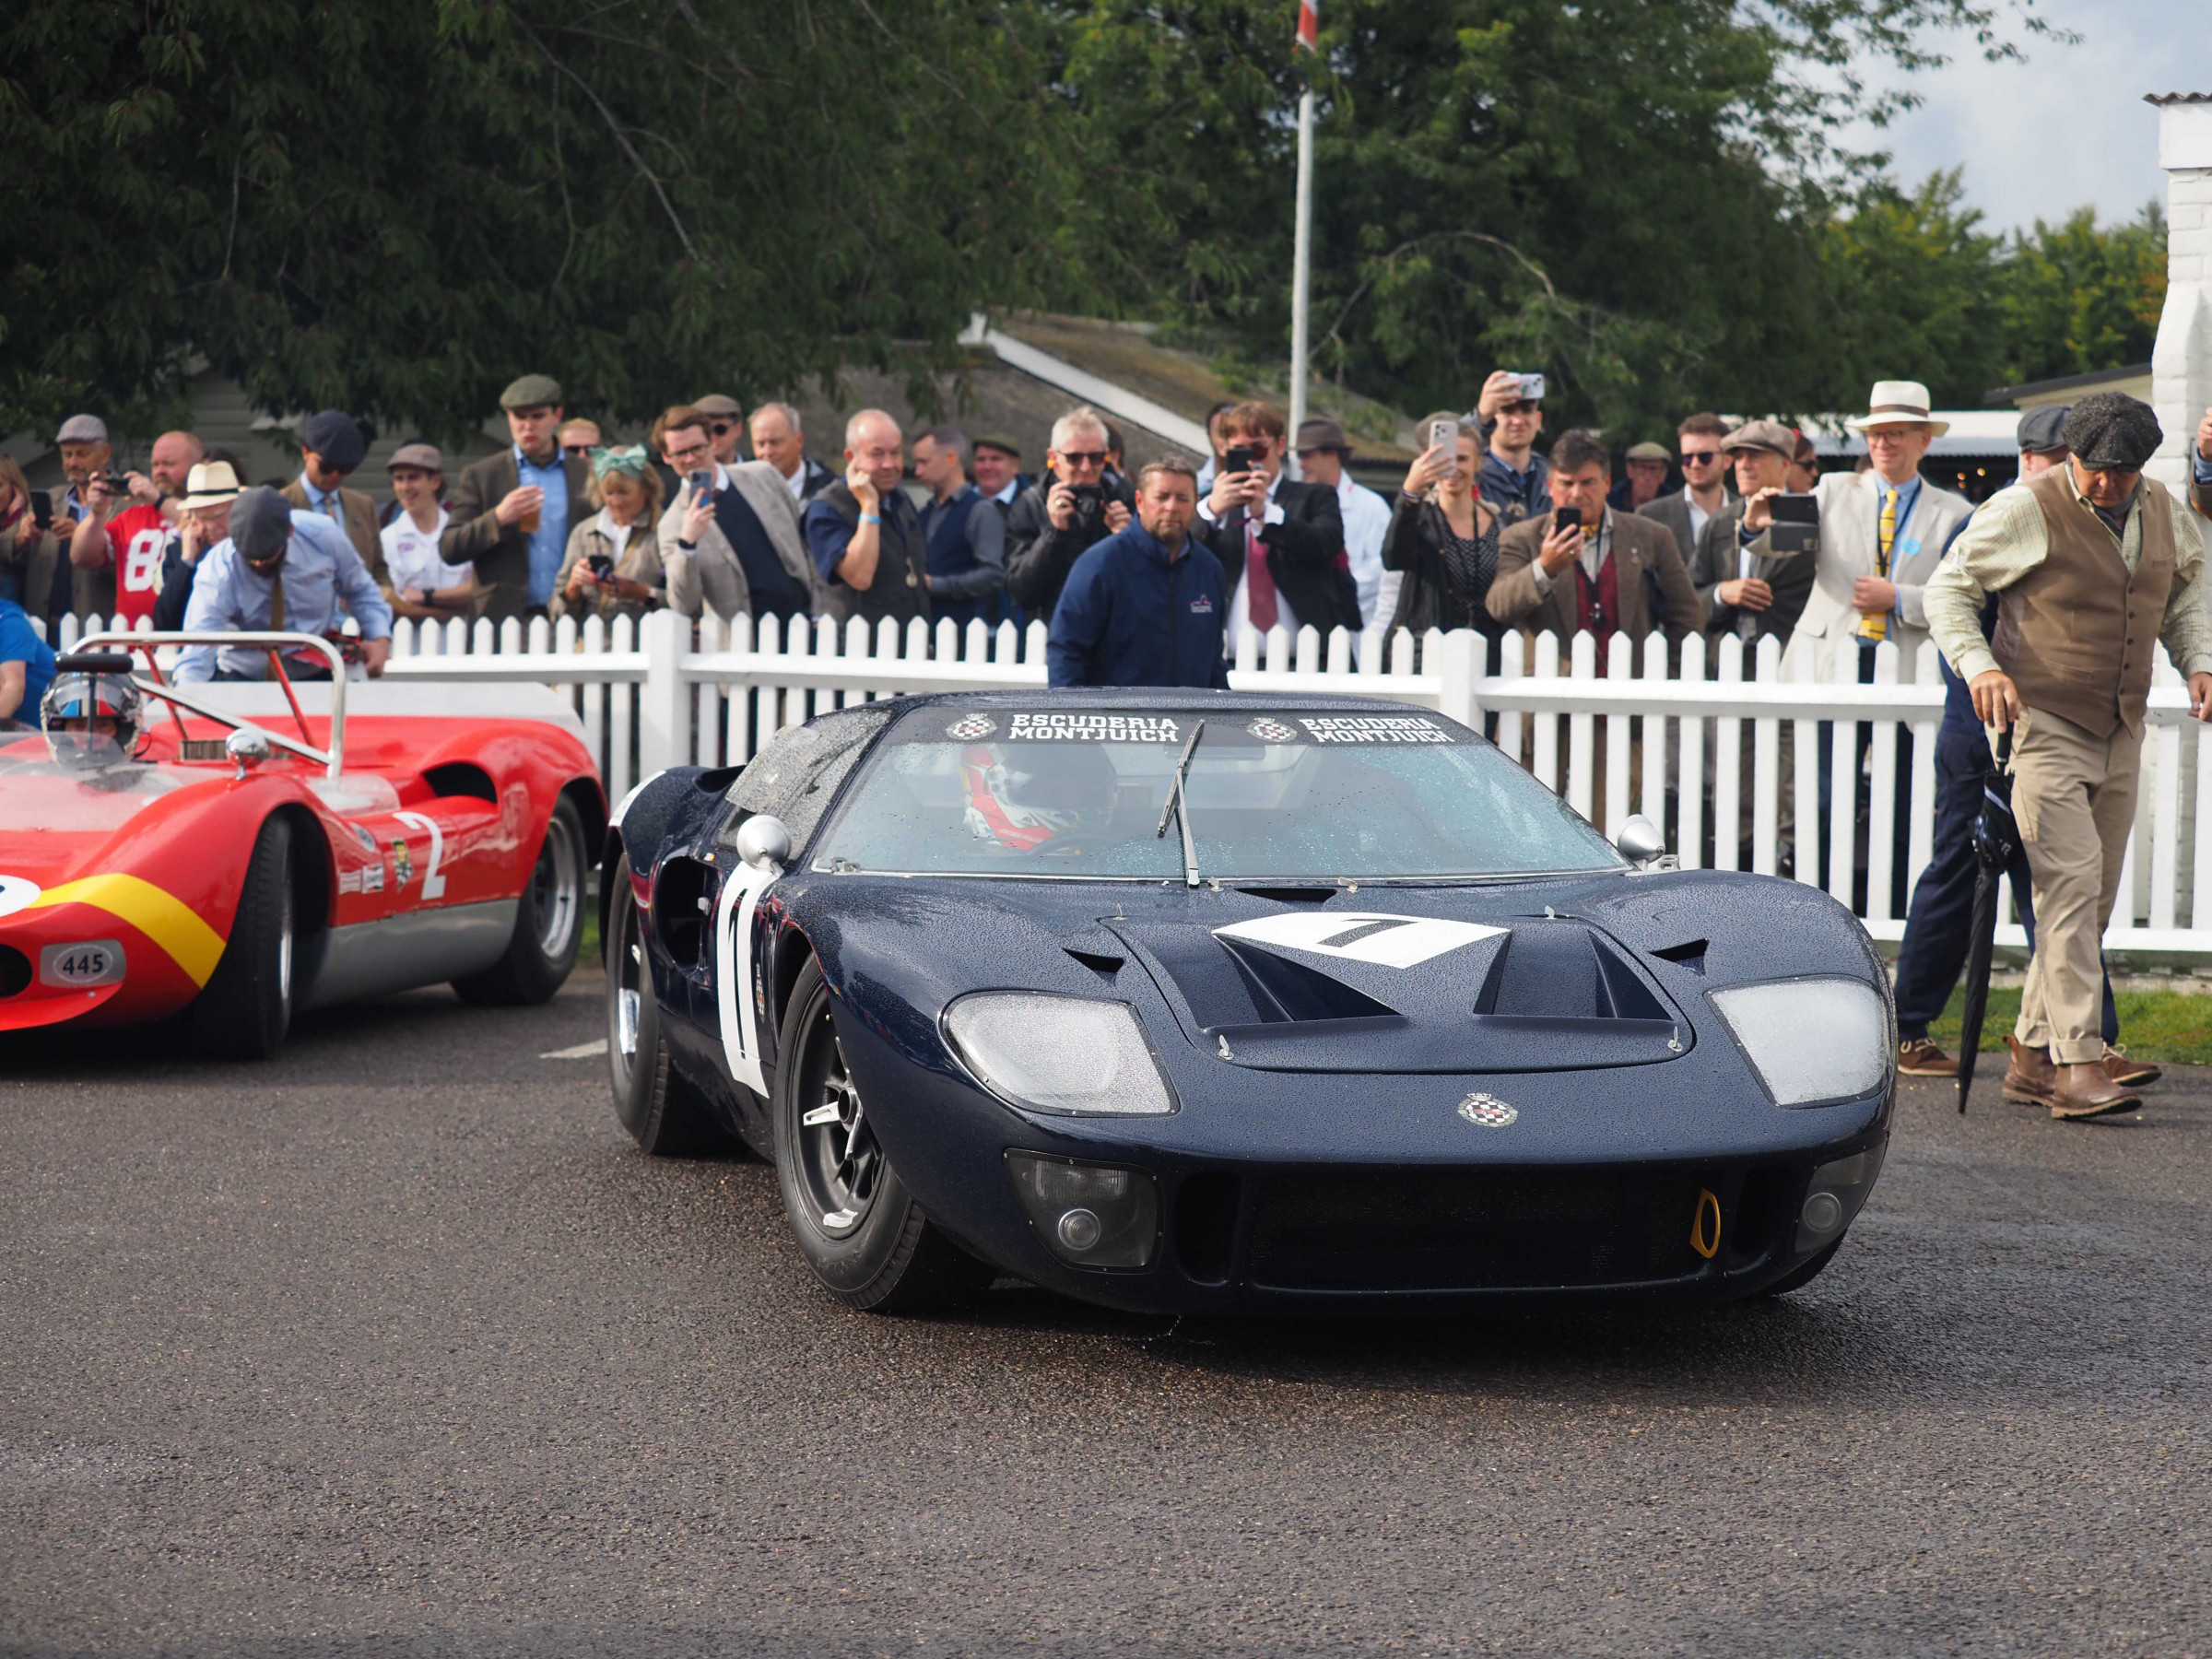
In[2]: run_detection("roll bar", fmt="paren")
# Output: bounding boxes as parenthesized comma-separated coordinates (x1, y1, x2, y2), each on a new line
(74, 631, 349, 781)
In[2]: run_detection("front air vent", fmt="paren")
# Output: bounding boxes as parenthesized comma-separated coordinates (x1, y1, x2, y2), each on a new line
(0, 945, 29, 998)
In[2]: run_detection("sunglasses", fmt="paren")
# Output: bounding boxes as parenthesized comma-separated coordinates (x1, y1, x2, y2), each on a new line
(710, 422, 735, 437)
(1681, 451, 1722, 465)
(1058, 451, 1108, 467)
(561, 443, 594, 456)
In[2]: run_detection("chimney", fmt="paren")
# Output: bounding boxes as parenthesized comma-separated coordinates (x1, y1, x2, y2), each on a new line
(2148, 93, 2212, 500)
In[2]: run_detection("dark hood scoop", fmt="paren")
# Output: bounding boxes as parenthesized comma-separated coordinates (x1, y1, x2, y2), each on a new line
(1109, 913, 1687, 1074)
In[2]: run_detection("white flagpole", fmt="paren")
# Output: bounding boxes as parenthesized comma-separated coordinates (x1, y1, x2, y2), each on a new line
(1287, 0, 1317, 479)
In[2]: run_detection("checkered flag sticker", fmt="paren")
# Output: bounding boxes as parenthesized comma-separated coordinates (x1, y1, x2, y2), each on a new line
(945, 713, 997, 740)
(1246, 717, 1298, 743)
(1457, 1092, 1518, 1127)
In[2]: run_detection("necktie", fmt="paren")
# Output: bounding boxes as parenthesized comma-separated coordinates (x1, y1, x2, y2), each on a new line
(268, 567, 285, 630)
(1243, 518, 1278, 631)
(1860, 487, 1895, 642)
(320, 489, 341, 524)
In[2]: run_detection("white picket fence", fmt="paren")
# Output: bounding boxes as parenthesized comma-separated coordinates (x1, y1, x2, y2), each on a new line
(41, 608, 2212, 961)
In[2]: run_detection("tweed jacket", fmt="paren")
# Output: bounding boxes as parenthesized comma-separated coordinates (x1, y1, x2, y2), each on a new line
(1742, 468, 1972, 677)
(1490, 508, 1703, 652)
(441, 448, 594, 622)
(657, 461, 825, 624)
(282, 481, 387, 589)
(550, 513, 666, 624)
(1637, 489, 1734, 584)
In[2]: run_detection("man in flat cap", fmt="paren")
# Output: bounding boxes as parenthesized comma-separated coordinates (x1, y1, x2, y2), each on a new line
(1294, 416, 1395, 628)
(1925, 393, 2212, 1118)
(441, 374, 591, 621)
(1700, 419, 1816, 651)
(174, 485, 393, 683)
(1611, 441, 1671, 513)
(690, 394, 747, 469)
(282, 409, 386, 594)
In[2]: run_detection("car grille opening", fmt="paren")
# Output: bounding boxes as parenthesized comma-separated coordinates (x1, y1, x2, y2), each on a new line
(0, 945, 29, 998)
(1248, 1168, 1711, 1292)
(1174, 1172, 1241, 1284)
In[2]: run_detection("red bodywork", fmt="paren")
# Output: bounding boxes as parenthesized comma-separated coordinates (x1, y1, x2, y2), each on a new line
(0, 684, 603, 1033)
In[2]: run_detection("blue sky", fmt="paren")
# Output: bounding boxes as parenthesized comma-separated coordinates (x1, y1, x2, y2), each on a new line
(1841, 0, 2207, 232)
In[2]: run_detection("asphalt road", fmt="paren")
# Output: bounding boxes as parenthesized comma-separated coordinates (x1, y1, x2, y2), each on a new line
(6, 971, 2211, 1658)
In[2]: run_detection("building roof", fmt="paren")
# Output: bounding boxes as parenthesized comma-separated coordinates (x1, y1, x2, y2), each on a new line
(1982, 363, 2154, 407)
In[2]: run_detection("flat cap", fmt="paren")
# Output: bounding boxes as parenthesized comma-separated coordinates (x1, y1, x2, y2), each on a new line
(1623, 441, 1671, 464)
(1721, 418, 1796, 460)
(386, 441, 444, 473)
(2015, 405, 2070, 455)
(1296, 417, 1352, 453)
(229, 485, 295, 564)
(690, 394, 742, 418)
(500, 373, 564, 411)
(2063, 393, 2162, 471)
(971, 433, 1022, 457)
(55, 413, 109, 444)
(301, 409, 368, 474)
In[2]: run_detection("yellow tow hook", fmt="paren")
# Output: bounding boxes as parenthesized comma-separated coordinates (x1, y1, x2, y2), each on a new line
(1690, 1188, 1723, 1261)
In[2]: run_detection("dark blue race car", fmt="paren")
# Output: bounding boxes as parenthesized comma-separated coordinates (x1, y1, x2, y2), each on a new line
(601, 689, 1893, 1315)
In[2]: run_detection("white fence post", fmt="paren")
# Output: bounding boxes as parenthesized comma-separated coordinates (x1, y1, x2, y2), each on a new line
(638, 607, 687, 778)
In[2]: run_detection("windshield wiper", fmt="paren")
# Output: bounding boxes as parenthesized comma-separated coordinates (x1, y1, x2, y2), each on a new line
(1154, 718, 1206, 888)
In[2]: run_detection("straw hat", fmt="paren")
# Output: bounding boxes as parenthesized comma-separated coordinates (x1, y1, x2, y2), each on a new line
(1845, 380, 1950, 437)
(179, 460, 242, 512)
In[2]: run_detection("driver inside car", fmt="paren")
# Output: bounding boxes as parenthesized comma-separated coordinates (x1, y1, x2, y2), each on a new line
(959, 741, 1118, 853)
(41, 663, 145, 770)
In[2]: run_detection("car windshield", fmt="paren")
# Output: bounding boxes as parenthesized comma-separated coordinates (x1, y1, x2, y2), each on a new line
(811, 706, 1624, 881)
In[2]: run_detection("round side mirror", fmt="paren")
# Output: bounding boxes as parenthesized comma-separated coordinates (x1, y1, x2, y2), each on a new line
(226, 726, 275, 776)
(1614, 814, 1666, 865)
(734, 814, 794, 874)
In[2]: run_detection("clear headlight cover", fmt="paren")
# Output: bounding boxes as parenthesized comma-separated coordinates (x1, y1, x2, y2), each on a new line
(944, 994, 1178, 1116)
(1709, 977, 1891, 1107)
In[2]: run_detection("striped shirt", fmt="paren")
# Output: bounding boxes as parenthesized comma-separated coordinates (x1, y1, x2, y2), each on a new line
(1923, 470, 2212, 685)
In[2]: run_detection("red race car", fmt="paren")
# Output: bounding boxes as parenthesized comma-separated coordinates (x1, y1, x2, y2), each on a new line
(0, 632, 604, 1056)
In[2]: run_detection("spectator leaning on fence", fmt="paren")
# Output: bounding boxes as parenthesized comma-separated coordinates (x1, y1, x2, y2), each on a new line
(1005, 407, 1135, 629)
(748, 402, 837, 507)
(175, 486, 393, 683)
(442, 374, 593, 623)
(1380, 413, 1501, 647)
(912, 427, 1007, 632)
(1048, 460, 1228, 690)
(283, 410, 387, 592)
(1490, 428, 1700, 672)
(1890, 405, 2138, 1088)
(0, 592, 57, 729)
(555, 445, 666, 625)
(380, 444, 481, 625)
(1924, 394, 2212, 1120)
(1194, 400, 1358, 653)
(656, 405, 820, 630)
(1695, 419, 1813, 650)
(1296, 417, 1396, 630)
(804, 409, 931, 631)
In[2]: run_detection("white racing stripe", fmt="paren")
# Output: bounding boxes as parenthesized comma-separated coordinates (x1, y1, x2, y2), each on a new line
(1212, 912, 1507, 970)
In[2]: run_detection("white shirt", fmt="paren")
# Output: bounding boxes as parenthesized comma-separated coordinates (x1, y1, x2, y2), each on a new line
(1198, 473, 1294, 654)
(989, 478, 1019, 506)
(778, 460, 806, 504)
(594, 507, 641, 559)
(1335, 475, 1394, 628)
(1685, 486, 1714, 546)
(380, 506, 468, 593)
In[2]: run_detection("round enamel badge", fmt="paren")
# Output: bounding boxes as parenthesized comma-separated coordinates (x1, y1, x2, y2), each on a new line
(1247, 717, 1298, 743)
(1457, 1092, 1518, 1127)
(945, 713, 997, 740)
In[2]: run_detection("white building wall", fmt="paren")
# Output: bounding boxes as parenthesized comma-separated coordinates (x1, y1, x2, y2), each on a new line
(2150, 95, 2212, 502)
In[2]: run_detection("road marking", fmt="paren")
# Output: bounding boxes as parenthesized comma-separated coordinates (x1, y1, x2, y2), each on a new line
(540, 1038, 608, 1059)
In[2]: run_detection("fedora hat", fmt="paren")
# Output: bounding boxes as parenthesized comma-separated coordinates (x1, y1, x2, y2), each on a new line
(1846, 380, 1950, 437)
(179, 460, 242, 512)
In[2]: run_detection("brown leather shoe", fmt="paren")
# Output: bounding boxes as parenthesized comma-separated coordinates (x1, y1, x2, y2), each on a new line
(2001, 1035, 2054, 1103)
(2051, 1062, 2143, 1120)
(2103, 1044, 2161, 1088)
(1898, 1037, 1959, 1077)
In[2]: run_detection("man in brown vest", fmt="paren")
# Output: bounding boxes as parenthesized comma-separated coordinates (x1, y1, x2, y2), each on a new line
(1925, 394, 2212, 1119)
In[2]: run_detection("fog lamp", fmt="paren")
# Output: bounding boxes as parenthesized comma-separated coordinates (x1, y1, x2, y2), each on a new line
(1795, 1143, 1887, 1253)
(1006, 1152, 1159, 1269)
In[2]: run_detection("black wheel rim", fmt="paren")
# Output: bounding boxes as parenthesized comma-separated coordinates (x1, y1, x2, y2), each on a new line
(793, 1000, 880, 1238)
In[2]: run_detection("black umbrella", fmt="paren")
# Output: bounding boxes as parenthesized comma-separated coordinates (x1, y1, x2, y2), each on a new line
(1957, 730, 2018, 1112)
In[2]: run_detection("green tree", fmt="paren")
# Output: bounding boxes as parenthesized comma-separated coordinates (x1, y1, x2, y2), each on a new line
(0, 0, 1085, 441)
(1994, 205, 2168, 386)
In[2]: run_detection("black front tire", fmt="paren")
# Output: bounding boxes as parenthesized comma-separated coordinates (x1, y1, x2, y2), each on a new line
(454, 795, 586, 1006)
(771, 957, 992, 1313)
(605, 850, 729, 1156)
(191, 815, 296, 1060)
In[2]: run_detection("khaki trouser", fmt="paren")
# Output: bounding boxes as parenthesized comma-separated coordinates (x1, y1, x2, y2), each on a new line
(2010, 705, 2141, 1065)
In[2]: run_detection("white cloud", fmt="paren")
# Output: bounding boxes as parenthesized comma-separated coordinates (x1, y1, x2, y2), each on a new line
(1836, 0, 2207, 232)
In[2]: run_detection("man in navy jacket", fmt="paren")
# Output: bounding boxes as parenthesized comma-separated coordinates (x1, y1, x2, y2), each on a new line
(1049, 461, 1230, 689)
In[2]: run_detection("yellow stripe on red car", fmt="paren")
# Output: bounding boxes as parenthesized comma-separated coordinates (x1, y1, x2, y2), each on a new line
(31, 874, 226, 987)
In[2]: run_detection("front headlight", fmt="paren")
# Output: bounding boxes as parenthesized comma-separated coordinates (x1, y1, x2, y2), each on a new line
(1709, 977, 1891, 1107)
(944, 993, 1179, 1116)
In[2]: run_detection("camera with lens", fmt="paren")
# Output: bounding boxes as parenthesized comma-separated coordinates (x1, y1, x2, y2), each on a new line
(1067, 482, 1105, 524)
